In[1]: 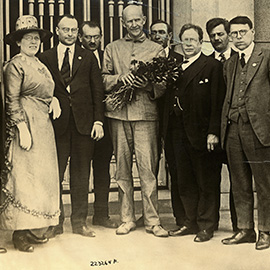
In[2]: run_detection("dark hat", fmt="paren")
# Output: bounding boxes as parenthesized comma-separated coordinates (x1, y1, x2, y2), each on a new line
(5, 15, 52, 45)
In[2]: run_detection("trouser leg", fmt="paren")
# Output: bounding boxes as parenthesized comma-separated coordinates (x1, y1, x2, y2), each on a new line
(109, 119, 135, 223)
(133, 121, 160, 226)
(93, 118, 113, 218)
(69, 113, 93, 229)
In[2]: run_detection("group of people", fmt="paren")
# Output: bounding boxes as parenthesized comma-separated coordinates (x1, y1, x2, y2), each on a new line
(0, 2, 269, 254)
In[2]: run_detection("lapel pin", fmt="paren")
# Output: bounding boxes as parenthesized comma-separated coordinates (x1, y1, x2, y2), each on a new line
(78, 56, 82, 60)
(252, 63, 257, 67)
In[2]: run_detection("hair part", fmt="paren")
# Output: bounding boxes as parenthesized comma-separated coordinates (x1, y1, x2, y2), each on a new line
(79, 21, 102, 36)
(56, 14, 77, 27)
(229, 16, 253, 30)
(150, 19, 172, 34)
(206, 17, 230, 35)
(179, 23, 203, 41)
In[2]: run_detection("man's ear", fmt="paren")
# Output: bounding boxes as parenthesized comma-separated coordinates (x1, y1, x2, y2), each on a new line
(122, 18, 126, 29)
(78, 33, 82, 43)
(168, 32, 173, 42)
(142, 16, 146, 26)
(55, 26, 59, 36)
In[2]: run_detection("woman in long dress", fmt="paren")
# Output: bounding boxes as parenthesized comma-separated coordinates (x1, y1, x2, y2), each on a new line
(0, 15, 60, 252)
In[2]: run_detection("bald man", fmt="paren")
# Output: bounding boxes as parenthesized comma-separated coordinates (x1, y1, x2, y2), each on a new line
(102, 4, 168, 237)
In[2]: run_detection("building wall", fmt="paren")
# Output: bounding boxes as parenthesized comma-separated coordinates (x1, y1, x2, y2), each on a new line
(173, 0, 254, 54)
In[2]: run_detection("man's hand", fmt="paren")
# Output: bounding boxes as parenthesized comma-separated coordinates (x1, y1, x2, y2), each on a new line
(17, 122, 32, 151)
(133, 75, 148, 89)
(120, 73, 136, 85)
(49, 97, 62, 120)
(207, 134, 219, 152)
(91, 123, 104, 141)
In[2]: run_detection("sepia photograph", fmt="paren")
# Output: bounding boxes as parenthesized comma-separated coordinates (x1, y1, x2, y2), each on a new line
(0, 0, 269, 269)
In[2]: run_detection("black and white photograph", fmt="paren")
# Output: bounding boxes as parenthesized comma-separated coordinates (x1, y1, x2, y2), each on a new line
(0, 0, 269, 269)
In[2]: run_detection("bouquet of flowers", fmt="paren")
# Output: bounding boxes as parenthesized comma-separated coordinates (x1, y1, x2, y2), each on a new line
(104, 57, 180, 111)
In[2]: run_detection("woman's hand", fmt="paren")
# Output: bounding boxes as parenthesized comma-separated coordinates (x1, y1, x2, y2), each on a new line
(17, 122, 32, 151)
(49, 97, 61, 119)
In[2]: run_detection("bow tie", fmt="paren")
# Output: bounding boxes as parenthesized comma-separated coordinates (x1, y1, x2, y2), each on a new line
(125, 33, 146, 43)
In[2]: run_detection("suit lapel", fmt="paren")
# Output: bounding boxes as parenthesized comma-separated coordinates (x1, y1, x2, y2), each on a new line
(72, 45, 84, 78)
(46, 47, 66, 88)
(183, 54, 207, 90)
(226, 53, 238, 99)
(245, 45, 263, 90)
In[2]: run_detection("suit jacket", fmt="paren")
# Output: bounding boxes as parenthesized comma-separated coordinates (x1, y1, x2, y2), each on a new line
(39, 44, 104, 136)
(159, 49, 183, 138)
(209, 48, 237, 60)
(163, 53, 225, 150)
(221, 44, 270, 148)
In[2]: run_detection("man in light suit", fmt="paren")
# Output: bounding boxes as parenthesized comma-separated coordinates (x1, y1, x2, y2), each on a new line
(39, 14, 104, 238)
(78, 21, 117, 229)
(162, 23, 225, 242)
(221, 16, 270, 250)
(102, 4, 168, 237)
(206, 17, 238, 232)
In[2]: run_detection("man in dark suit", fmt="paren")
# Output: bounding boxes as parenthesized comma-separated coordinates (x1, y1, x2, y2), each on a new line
(162, 23, 225, 242)
(206, 17, 238, 232)
(78, 21, 117, 228)
(221, 16, 270, 250)
(149, 20, 186, 229)
(39, 15, 104, 238)
(206, 18, 237, 62)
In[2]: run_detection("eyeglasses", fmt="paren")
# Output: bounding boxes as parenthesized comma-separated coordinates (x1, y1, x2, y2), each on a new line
(230, 29, 250, 38)
(60, 27, 78, 34)
(182, 38, 199, 44)
(22, 35, 40, 41)
(83, 35, 101, 40)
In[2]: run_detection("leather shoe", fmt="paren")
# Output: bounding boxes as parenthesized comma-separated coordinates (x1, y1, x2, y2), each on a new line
(169, 225, 197, 236)
(194, 230, 213, 242)
(222, 229, 256, 245)
(92, 216, 118, 228)
(0, 247, 7, 254)
(146, 225, 169, 237)
(73, 225, 96, 237)
(116, 222, 136, 235)
(136, 216, 144, 227)
(12, 231, 34, 252)
(43, 225, 63, 239)
(256, 231, 270, 250)
(26, 230, 48, 244)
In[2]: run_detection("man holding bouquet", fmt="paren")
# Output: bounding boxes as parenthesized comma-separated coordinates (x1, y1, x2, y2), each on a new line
(102, 3, 168, 237)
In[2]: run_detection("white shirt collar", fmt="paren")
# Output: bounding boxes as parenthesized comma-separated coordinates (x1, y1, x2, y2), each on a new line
(238, 42, 255, 63)
(57, 43, 75, 71)
(164, 47, 170, 58)
(93, 50, 101, 69)
(182, 51, 201, 70)
(214, 47, 232, 61)
(58, 42, 75, 56)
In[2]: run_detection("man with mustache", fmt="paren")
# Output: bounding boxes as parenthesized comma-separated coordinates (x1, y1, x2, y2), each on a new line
(78, 21, 117, 229)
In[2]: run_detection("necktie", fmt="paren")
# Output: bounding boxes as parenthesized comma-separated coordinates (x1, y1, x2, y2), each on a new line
(61, 47, 71, 87)
(219, 53, 226, 63)
(240, 53, 246, 68)
(180, 59, 189, 71)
